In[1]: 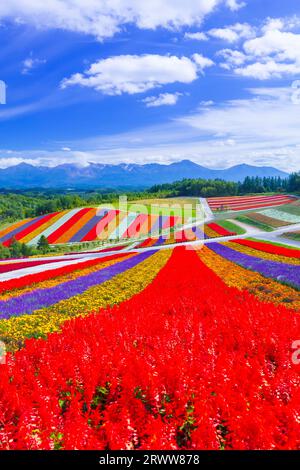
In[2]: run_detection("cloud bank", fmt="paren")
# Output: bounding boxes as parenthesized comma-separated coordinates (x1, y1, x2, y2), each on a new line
(0, 0, 245, 40)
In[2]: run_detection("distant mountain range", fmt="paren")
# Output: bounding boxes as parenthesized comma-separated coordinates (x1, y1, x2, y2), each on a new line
(0, 160, 289, 190)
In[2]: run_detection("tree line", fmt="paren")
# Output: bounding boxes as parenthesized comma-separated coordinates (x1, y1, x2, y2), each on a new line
(149, 175, 297, 198)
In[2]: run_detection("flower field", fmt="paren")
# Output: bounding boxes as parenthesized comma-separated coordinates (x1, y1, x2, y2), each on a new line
(135, 223, 236, 248)
(260, 209, 300, 224)
(207, 194, 296, 212)
(242, 212, 290, 228)
(0, 245, 300, 450)
(0, 208, 181, 246)
(0, 192, 300, 450)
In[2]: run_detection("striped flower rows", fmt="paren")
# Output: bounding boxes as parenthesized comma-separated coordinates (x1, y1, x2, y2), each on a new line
(0, 208, 181, 246)
(0, 249, 171, 352)
(136, 223, 234, 247)
(233, 238, 300, 258)
(0, 252, 131, 294)
(243, 212, 289, 228)
(207, 194, 295, 212)
(227, 241, 300, 265)
(198, 246, 300, 310)
(260, 208, 300, 224)
(209, 242, 300, 289)
(0, 252, 155, 320)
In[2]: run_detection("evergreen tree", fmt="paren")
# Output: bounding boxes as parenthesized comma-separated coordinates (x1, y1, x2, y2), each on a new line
(37, 235, 50, 254)
(9, 237, 23, 258)
(0, 243, 11, 259)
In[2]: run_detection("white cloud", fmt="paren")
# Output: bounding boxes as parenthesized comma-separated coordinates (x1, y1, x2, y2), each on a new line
(262, 18, 285, 33)
(243, 29, 300, 60)
(209, 23, 255, 43)
(199, 100, 214, 107)
(214, 138, 236, 147)
(0, 157, 40, 169)
(0, 1, 246, 40)
(261, 16, 300, 33)
(184, 31, 208, 41)
(142, 92, 183, 107)
(219, 17, 300, 79)
(62, 54, 213, 95)
(225, 0, 246, 11)
(209, 28, 239, 42)
(179, 87, 300, 151)
(192, 53, 214, 70)
(218, 49, 247, 69)
(22, 56, 46, 74)
(235, 60, 300, 80)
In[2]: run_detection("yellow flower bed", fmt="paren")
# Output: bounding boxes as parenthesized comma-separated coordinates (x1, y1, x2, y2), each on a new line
(197, 246, 300, 310)
(0, 249, 171, 352)
(226, 241, 300, 265)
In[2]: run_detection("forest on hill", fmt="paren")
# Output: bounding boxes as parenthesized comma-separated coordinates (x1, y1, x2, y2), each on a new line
(150, 175, 297, 197)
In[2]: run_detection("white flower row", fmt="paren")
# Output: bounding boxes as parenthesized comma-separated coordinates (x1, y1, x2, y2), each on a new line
(260, 209, 300, 224)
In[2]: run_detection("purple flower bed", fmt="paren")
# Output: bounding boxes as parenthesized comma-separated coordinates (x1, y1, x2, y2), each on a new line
(153, 236, 166, 246)
(192, 226, 207, 240)
(209, 243, 300, 289)
(0, 250, 155, 319)
(69, 209, 108, 243)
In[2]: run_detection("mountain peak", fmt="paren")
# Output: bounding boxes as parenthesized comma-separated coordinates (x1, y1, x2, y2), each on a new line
(171, 159, 200, 167)
(0, 160, 289, 189)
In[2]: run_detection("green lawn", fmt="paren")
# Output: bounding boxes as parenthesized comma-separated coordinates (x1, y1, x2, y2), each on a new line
(124, 198, 202, 219)
(216, 220, 246, 235)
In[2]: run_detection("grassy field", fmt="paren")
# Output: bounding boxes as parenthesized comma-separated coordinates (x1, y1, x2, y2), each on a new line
(217, 219, 246, 235)
(124, 197, 201, 218)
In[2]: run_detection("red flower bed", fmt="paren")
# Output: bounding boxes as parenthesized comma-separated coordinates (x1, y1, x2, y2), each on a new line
(207, 223, 235, 236)
(97, 245, 127, 253)
(0, 252, 130, 294)
(207, 195, 295, 212)
(1, 247, 300, 450)
(136, 238, 152, 248)
(233, 239, 300, 258)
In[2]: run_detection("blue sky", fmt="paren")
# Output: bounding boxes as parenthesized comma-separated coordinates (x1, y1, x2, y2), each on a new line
(0, 0, 300, 171)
